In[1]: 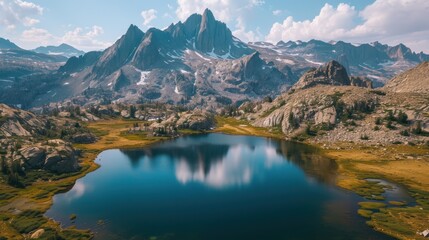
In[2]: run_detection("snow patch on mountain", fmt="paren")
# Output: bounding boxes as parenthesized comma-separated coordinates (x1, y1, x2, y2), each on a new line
(134, 67, 151, 85)
(305, 59, 323, 65)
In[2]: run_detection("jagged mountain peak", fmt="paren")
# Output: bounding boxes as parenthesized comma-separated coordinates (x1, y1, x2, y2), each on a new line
(93, 24, 145, 76)
(125, 24, 143, 36)
(202, 8, 216, 23)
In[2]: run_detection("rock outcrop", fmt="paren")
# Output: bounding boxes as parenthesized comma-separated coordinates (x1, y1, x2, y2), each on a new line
(176, 111, 215, 131)
(291, 61, 374, 90)
(11, 139, 81, 173)
(244, 80, 428, 145)
(0, 103, 45, 137)
(292, 61, 350, 90)
(252, 86, 379, 134)
(0, 104, 85, 174)
(71, 133, 96, 144)
(153, 111, 215, 131)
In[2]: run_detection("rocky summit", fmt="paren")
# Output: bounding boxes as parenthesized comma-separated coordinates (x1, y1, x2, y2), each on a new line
(292, 60, 372, 90)
(292, 60, 351, 90)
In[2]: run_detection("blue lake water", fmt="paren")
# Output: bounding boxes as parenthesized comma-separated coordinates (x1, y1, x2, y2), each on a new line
(46, 134, 394, 240)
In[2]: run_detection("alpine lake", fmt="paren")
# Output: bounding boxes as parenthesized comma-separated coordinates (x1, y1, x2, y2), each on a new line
(46, 133, 412, 240)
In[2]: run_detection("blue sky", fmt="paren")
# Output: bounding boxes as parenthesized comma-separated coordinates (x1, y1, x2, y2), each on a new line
(1, 0, 428, 52)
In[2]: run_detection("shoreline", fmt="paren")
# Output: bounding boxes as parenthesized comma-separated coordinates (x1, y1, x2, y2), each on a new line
(1, 117, 428, 239)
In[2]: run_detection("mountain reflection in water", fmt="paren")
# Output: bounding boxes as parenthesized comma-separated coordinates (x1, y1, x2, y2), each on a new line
(120, 134, 338, 188)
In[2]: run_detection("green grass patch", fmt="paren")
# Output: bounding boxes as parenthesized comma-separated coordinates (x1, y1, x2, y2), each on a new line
(388, 201, 407, 206)
(60, 228, 92, 239)
(370, 209, 418, 237)
(350, 181, 386, 200)
(359, 201, 387, 210)
(11, 210, 47, 234)
(357, 209, 373, 218)
(87, 127, 109, 137)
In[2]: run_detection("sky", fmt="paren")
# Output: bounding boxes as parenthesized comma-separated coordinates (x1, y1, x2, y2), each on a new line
(1, 0, 428, 52)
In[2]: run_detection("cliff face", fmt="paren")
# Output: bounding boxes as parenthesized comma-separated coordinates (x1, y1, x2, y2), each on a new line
(195, 9, 233, 54)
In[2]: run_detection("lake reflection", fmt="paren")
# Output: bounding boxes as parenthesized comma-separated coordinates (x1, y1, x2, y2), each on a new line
(120, 134, 337, 188)
(46, 134, 391, 240)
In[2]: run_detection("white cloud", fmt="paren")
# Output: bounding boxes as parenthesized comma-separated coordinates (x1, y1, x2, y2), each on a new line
(266, 0, 429, 52)
(141, 9, 157, 26)
(175, 0, 264, 42)
(0, 0, 43, 29)
(21, 26, 111, 51)
(233, 17, 262, 43)
(62, 26, 110, 50)
(266, 3, 357, 43)
(22, 28, 55, 45)
(176, 0, 232, 23)
(272, 10, 282, 16)
(351, 0, 429, 38)
(249, 0, 265, 7)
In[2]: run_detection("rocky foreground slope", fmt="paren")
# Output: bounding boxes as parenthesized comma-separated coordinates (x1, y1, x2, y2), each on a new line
(243, 62, 429, 145)
(0, 104, 96, 182)
(383, 61, 429, 93)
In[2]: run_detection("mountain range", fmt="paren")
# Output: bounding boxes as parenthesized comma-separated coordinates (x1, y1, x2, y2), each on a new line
(0, 38, 84, 89)
(33, 44, 85, 58)
(0, 9, 427, 109)
(250, 40, 429, 86)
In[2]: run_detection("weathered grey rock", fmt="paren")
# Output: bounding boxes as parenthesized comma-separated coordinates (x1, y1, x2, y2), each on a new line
(21, 146, 46, 169)
(0, 104, 45, 137)
(44, 144, 80, 173)
(175, 111, 215, 131)
(71, 133, 96, 144)
(314, 107, 337, 125)
(120, 110, 130, 118)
